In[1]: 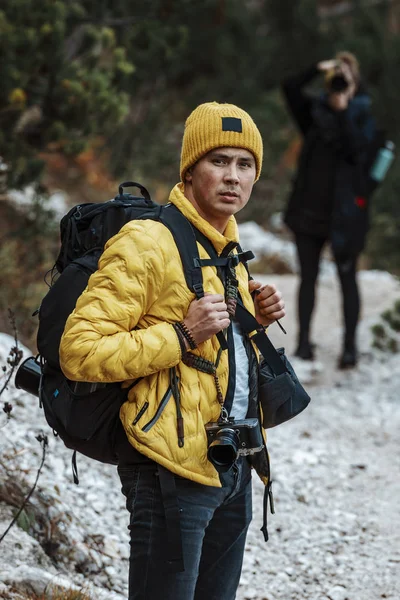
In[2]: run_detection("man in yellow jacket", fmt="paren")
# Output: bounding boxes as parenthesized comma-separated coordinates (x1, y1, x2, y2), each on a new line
(60, 102, 285, 600)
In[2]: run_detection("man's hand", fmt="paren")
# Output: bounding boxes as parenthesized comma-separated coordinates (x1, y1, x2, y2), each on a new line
(249, 280, 286, 327)
(183, 294, 230, 346)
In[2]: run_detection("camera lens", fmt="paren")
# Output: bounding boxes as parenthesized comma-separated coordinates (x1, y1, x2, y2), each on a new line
(207, 427, 239, 472)
(329, 74, 348, 92)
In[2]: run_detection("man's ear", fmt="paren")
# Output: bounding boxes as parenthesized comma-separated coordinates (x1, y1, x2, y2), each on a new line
(185, 167, 193, 183)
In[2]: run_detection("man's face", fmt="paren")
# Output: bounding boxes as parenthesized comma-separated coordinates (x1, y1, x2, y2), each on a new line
(184, 147, 257, 233)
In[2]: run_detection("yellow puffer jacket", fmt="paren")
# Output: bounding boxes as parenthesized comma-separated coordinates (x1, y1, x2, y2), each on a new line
(60, 183, 258, 487)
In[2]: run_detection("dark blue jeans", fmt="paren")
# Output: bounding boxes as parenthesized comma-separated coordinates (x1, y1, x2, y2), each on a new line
(118, 458, 252, 600)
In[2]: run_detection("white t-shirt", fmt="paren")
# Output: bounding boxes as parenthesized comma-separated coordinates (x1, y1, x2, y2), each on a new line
(229, 320, 250, 420)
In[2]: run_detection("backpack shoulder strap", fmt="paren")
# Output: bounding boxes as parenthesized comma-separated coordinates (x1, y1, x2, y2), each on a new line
(159, 204, 205, 299)
(158, 204, 228, 350)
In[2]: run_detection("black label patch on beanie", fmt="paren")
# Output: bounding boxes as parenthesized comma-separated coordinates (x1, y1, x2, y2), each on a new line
(222, 117, 242, 133)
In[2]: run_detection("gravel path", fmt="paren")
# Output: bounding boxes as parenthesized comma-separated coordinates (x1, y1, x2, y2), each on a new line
(238, 271, 400, 600)
(264, 270, 400, 386)
(0, 270, 399, 600)
(238, 354, 400, 600)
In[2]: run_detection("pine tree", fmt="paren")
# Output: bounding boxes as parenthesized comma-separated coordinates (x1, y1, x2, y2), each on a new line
(0, 0, 133, 188)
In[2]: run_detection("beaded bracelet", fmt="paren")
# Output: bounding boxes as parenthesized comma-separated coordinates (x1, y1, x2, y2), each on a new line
(176, 321, 197, 350)
(173, 323, 188, 357)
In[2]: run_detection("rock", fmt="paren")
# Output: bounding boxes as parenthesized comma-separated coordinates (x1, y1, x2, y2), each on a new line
(326, 585, 348, 600)
(291, 449, 319, 466)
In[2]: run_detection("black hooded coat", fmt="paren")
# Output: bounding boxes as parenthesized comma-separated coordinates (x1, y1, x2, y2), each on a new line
(282, 65, 378, 258)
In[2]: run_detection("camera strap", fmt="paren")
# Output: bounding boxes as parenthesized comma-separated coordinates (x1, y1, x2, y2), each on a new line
(191, 229, 252, 415)
(234, 301, 287, 376)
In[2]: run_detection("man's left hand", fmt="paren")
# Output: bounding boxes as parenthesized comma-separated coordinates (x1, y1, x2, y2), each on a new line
(248, 280, 286, 327)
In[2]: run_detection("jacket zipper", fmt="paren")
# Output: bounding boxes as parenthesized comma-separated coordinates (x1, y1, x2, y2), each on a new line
(132, 401, 149, 425)
(141, 387, 172, 432)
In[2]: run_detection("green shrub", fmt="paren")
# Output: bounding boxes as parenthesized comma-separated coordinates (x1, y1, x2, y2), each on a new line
(371, 298, 400, 353)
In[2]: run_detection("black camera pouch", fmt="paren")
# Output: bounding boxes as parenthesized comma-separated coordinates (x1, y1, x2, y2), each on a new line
(258, 348, 310, 428)
(235, 302, 311, 429)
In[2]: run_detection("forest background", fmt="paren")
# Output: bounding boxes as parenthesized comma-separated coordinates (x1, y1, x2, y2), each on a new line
(1, 0, 400, 348)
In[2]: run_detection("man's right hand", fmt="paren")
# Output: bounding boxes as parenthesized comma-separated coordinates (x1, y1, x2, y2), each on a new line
(183, 294, 230, 346)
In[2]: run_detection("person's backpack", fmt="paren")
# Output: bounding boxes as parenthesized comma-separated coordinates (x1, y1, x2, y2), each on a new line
(16, 181, 250, 481)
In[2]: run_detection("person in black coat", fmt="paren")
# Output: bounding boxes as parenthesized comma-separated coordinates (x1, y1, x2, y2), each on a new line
(282, 51, 376, 368)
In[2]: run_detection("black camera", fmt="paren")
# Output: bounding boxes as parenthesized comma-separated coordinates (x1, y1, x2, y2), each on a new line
(205, 416, 264, 472)
(15, 356, 42, 397)
(328, 68, 349, 93)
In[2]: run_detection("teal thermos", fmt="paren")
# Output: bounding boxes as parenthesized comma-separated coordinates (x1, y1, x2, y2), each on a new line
(370, 141, 395, 182)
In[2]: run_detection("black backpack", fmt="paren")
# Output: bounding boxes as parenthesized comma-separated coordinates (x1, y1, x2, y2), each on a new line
(20, 181, 247, 480)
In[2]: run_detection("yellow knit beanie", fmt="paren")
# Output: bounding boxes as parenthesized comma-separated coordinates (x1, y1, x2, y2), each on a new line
(180, 102, 263, 182)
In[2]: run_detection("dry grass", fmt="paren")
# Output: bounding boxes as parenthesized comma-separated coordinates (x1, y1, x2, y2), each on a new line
(13, 588, 93, 600)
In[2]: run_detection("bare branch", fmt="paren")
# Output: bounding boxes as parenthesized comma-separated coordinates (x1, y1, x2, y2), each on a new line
(0, 310, 23, 398)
